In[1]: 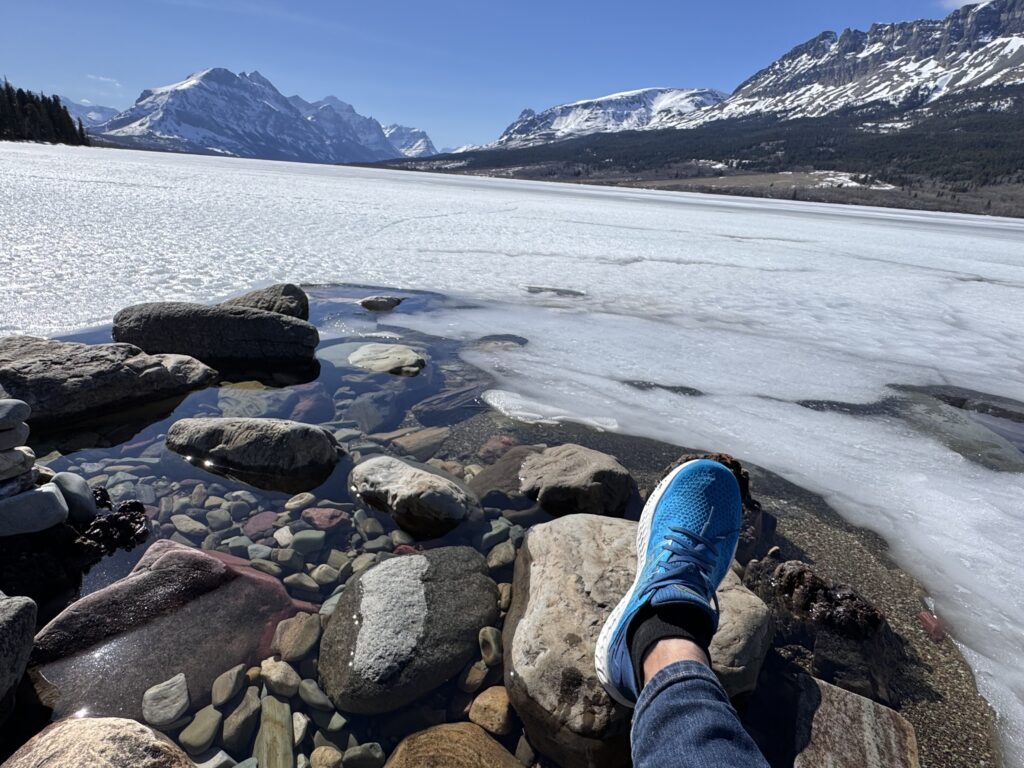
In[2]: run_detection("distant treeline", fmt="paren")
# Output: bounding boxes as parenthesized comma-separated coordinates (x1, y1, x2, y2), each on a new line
(0, 79, 88, 145)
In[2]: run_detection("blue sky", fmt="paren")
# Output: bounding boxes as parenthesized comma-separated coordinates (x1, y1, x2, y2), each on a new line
(4, 0, 973, 149)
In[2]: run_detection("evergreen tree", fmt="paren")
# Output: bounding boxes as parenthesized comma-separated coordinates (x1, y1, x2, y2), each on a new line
(0, 78, 89, 146)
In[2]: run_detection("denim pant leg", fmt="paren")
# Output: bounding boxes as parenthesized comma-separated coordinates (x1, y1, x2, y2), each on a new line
(631, 660, 770, 768)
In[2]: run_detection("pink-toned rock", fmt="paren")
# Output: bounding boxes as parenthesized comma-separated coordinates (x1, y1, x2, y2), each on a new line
(289, 384, 335, 424)
(244, 510, 278, 539)
(301, 507, 351, 532)
(32, 540, 315, 721)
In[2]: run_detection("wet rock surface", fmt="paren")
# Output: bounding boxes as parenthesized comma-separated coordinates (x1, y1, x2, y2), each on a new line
(0, 337, 216, 424)
(33, 540, 307, 720)
(166, 418, 339, 491)
(349, 456, 478, 538)
(384, 723, 521, 768)
(113, 301, 319, 367)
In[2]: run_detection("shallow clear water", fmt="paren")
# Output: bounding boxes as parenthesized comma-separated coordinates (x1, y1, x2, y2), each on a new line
(2, 142, 1024, 764)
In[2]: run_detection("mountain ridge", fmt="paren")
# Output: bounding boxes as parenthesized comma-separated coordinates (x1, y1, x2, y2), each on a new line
(94, 68, 436, 163)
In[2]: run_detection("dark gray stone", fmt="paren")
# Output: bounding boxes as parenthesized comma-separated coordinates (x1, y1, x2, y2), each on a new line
(0, 399, 31, 429)
(222, 283, 310, 320)
(112, 301, 319, 365)
(0, 483, 69, 536)
(0, 337, 216, 425)
(51, 471, 99, 525)
(319, 547, 498, 715)
(0, 592, 36, 721)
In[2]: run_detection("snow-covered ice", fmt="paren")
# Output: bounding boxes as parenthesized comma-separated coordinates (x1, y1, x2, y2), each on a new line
(2, 142, 1024, 762)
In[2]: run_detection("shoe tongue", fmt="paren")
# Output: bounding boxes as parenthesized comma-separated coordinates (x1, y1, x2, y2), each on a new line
(650, 584, 701, 607)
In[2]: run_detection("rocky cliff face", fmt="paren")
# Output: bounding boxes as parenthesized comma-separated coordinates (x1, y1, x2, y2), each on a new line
(383, 124, 438, 157)
(684, 0, 1024, 124)
(494, 88, 726, 148)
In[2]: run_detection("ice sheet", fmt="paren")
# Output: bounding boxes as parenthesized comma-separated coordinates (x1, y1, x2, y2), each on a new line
(2, 142, 1024, 762)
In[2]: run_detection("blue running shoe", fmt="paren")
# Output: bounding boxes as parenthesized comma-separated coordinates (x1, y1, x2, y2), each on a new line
(594, 459, 742, 707)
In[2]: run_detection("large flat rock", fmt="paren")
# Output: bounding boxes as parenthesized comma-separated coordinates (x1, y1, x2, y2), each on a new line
(112, 301, 319, 366)
(32, 540, 310, 720)
(504, 514, 772, 768)
(166, 417, 338, 491)
(0, 337, 215, 424)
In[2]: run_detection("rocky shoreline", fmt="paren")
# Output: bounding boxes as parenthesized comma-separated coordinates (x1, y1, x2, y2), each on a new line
(0, 283, 1002, 767)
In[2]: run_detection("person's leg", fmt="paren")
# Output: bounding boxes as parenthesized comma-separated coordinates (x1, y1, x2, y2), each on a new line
(593, 459, 770, 768)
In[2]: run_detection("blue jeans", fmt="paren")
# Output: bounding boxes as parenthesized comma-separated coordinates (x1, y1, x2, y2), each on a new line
(632, 661, 770, 768)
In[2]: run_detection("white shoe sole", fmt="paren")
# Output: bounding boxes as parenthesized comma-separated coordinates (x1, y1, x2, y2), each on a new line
(593, 459, 703, 709)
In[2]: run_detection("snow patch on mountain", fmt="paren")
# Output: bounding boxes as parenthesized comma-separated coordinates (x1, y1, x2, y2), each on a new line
(61, 98, 119, 128)
(493, 87, 727, 148)
(383, 124, 437, 157)
(95, 68, 422, 164)
(676, 0, 1024, 127)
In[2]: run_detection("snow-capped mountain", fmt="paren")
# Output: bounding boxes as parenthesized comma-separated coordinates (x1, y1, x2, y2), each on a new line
(383, 124, 437, 157)
(679, 0, 1024, 127)
(61, 97, 119, 127)
(95, 68, 432, 164)
(288, 95, 399, 161)
(493, 88, 726, 148)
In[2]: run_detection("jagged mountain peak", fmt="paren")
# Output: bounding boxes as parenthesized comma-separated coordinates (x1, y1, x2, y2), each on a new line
(383, 124, 437, 157)
(96, 68, 429, 164)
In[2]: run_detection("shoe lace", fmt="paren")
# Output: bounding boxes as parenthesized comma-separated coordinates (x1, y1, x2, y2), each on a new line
(641, 525, 723, 613)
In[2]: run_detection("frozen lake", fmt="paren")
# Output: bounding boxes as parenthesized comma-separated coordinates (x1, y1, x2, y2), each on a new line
(2, 142, 1024, 762)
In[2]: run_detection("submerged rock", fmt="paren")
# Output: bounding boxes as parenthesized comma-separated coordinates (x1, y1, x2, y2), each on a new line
(349, 456, 478, 538)
(504, 514, 771, 768)
(384, 722, 521, 768)
(519, 444, 636, 518)
(32, 540, 309, 720)
(319, 547, 498, 715)
(222, 283, 310, 320)
(347, 343, 425, 376)
(112, 301, 319, 366)
(166, 417, 339, 492)
(3, 716, 193, 768)
(0, 337, 216, 425)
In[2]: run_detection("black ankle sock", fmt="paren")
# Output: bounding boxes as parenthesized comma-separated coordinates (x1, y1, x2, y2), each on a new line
(628, 604, 714, 685)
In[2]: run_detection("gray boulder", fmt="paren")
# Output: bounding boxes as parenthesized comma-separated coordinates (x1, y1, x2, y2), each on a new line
(2, 717, 193, 768)
(504, 514, 771, 768)
(319, 547, 498, 714)
(0, 483, 69, 536)
(166, 417, 338, 489)
(222, 283, 310, 320)
(112, 302, 319, 365)
(0, 399, 31, 428)
(0, 592, 36, 722)
(359, 295, 403, 312)
(51, 471, 99, 525)
(33, 540, 309, 720)
(468, 445, 543, 510)
(519, 444, 636, 517)
(0, 337, 216, 424)
(349, 456, 478, 538)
